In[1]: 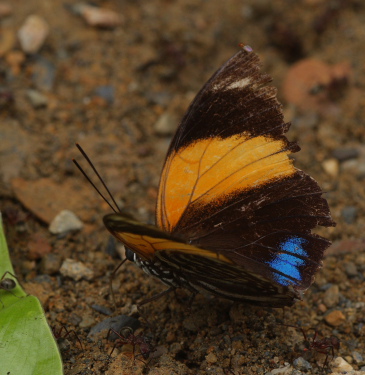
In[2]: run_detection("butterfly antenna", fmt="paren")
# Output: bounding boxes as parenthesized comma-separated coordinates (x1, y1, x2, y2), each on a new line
(73, 143, 121, 214)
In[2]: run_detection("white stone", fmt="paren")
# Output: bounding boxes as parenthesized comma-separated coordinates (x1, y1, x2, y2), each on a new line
(154, 112, 177, 136)
(330, 357, 354, 372)
(60, 258, 94, 281)
(18, 15, 49, 54)
(268, 364, 293, 375)
(26, 89, 48, 108)
(49, 210, 83, 234)
(322, 158, 339, 178)
(74, 4, 122, 28)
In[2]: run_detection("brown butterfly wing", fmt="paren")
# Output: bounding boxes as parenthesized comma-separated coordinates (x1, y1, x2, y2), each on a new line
(156, 47, 335, 294)
(103, 213, 301, 306)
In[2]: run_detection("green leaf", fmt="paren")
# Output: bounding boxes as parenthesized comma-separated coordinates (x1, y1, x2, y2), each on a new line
(0, 212, 64, 374)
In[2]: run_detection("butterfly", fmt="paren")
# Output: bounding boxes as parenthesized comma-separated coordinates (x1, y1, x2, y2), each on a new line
(74, 44, 335, 307)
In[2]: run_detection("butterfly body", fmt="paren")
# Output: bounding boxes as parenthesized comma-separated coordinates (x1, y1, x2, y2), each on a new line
(91, 45, 335, 307)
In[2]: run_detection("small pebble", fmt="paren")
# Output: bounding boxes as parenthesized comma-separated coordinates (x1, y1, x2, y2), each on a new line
(322, 158, 339, 178)
(318, 303, 327, 313)
(154, 112, 178, 136)
(59, 258, 94, 281)
(352, 351, 364, 364)
(341, 158, 365, 177)
(166, 331, 176, 343)
(79, 314, 96, 328)
(145, 91, 171, 106)
(68, 313, 82, 327)
(91, 304, 113, 316)
(18, 15, 50, 54)
(40, 253, 63, 274)
(33, 274, 52, 284)
(182, 313, 207, 332)
(332, 148, 359, 162)
(94, 85, 114, 104)
(72, 3, 122, 28)
(169, 342, 182, 355)
(323, 284, 340, 308)
(268, 364, 293, 375)
(341, 206, 358, 224)
(88, 315, 140, 341)
(292, 112, 319, 129)
(57, 337, 71, 352)
(330, 357, 353, 372)
(344, 261, 358, 277)
(20, 260, 37, 273)
(293, 357, 312, 371)
(206, 352, 218, 364)
(49, 210, 83, 235)
(32, 56, 57, 91)
(26, 89, 48, 108)
(242, 4, 254, 19)
(324, 310, 346, 326)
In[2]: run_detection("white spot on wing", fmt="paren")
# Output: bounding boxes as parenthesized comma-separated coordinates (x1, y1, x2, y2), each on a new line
(212, 77, 252, 92)
(226, 77, 252, 90)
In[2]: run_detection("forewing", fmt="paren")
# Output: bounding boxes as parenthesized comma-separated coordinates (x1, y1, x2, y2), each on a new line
(103, 213, 232, 264)
(156, 46, 300, 232)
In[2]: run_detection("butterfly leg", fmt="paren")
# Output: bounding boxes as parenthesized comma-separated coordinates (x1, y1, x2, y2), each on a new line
(138, 286, 175, 307)
(109, 258, 128, 309)
(186, 291, 197, 312)
(137, 286, 175, 328)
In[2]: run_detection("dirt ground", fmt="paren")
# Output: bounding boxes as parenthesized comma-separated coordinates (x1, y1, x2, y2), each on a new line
(1, 0, 365, 374)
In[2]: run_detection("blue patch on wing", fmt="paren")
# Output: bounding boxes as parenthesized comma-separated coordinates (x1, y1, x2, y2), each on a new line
(268, 236, 308, 286)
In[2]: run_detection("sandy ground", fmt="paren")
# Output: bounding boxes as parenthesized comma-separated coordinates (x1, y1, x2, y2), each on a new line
(1, 0, 365, 374)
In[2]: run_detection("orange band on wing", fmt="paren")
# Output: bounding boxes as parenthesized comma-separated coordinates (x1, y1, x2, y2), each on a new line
(112, 231, 232, 263)
(157, 134, 296, 231)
